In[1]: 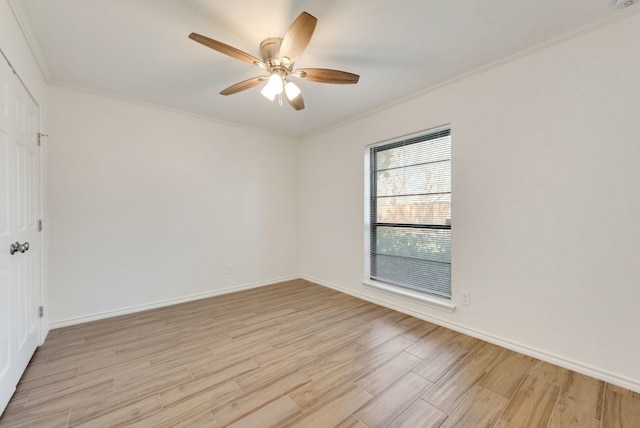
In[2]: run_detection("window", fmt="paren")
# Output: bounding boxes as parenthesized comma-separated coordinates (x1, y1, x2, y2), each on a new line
(366, 128, 451, 302)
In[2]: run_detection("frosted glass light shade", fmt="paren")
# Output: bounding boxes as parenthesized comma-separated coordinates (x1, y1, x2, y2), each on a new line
(284, 81, 301, 100)
(261, 74, 284, 101)
(260, 84, 276, 101)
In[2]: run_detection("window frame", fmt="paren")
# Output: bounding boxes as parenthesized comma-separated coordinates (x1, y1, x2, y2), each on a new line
(363, 126, 455, 313)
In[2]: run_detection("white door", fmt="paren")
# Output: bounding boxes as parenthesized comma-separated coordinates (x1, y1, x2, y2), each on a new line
(0, 54, 41, 414)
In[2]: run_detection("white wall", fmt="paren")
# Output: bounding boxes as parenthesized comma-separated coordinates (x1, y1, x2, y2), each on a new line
(47, 86, 299, 325)
(299, 13, 640, 391)
(1, 0, 49, 339)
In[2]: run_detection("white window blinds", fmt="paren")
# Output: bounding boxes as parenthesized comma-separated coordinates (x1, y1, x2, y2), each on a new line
(369, 129, 451, 300)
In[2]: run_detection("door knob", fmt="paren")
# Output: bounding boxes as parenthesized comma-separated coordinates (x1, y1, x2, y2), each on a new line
(9, 241, 29, 255)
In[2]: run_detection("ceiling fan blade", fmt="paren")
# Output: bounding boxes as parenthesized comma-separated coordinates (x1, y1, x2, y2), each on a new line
(189, 33, 265, 67)
(296, 68, 360, 84)
(220, 76, 267, 96)
(278, 12, 317, 62)
(286, 93, 305, 111)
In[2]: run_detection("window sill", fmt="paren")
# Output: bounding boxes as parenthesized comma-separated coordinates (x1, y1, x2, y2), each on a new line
(362, 279, 456, 314)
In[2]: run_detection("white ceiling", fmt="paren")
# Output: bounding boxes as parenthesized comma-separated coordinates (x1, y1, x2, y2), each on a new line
(12, 0, 637, 139)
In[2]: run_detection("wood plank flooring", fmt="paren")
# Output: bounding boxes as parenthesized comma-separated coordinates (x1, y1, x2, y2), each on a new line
(1, 279, 638, 427)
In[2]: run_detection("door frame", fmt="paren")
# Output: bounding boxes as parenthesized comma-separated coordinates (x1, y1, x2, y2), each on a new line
(36, 101, 46, 345)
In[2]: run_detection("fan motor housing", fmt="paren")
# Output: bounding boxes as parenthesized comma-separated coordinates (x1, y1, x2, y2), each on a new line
(260, 37, 292, 68)
(260, 38, 282, 62)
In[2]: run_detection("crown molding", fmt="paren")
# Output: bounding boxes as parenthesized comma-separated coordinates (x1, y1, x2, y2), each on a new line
(8, 0, 52, 83)
(49, 80, 297, 141)
(301, 7, 640, 141)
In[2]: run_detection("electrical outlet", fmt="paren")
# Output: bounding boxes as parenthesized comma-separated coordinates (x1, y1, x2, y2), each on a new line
(461, 290, 470, 306)
(226, 266, 232, 275)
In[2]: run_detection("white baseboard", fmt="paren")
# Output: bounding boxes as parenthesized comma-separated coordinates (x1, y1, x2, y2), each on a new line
(302, 275, 640, 394)
(48, 275, 300, 329)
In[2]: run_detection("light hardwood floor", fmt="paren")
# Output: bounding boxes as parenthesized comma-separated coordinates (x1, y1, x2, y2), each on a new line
(1, 279, 638, 427)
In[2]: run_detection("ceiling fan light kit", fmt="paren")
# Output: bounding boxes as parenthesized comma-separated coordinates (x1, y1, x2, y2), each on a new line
(189, 11, 359, 111)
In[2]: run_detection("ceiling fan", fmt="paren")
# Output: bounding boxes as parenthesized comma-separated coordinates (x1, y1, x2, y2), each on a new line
(188, 11, 359, 111)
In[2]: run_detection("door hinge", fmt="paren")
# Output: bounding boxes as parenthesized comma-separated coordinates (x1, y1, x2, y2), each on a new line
(38, 219, 43, 232)
(39, 306, 44, 318)
(37, 133, 48, 146)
